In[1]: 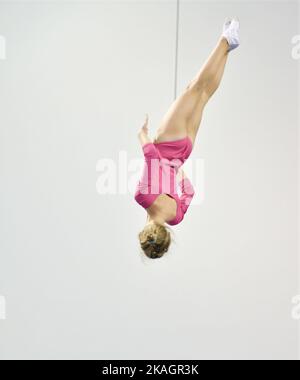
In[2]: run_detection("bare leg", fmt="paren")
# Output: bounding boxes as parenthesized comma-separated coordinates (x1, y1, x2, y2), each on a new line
(155, 37, 229, 145)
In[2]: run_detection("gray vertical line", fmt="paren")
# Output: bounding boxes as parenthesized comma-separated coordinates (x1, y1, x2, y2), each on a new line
(174, 0, 180, 101)
(298, 0, 300, 361)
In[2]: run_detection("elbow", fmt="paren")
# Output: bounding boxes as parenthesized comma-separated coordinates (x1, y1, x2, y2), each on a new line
(190, 192, 195, 203)
(188, 187, 195, 199)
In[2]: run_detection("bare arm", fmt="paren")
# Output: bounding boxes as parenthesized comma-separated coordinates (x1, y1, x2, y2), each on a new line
(138, 114, 160, 160)
(176, 168, 195, 214)
(138, 114, 152, 147)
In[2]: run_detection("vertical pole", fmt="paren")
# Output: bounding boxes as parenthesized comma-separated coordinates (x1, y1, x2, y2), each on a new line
(174, 0, 180, 101)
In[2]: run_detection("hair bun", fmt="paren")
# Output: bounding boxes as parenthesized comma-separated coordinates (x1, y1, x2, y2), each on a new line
(139, 223, 171, 260)
(147, 236, 155, 245)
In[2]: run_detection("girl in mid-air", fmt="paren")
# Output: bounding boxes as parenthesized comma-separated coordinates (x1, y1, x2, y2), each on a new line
(135, 19, 240, 259)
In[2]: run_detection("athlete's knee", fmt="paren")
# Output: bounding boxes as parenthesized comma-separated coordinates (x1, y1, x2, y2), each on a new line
(203, 84, 218, 102)
(189, 84, 210, 105)
(191, 74, 219, 98)
(187, 79, 208, 98)
(186, 79, 201, 93)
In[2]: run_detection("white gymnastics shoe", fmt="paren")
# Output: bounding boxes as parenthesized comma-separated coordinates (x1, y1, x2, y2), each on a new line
(223, 18, 232, 34)
(222, 18, 240, 51)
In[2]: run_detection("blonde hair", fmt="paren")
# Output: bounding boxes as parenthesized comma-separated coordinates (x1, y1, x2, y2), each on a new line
(139, 223, 172, 259)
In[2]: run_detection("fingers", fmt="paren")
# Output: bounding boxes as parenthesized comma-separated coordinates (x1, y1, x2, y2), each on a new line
(142, 114, 149, 133)
(138, 114, 149, 137)
(144, 114, 149, 126)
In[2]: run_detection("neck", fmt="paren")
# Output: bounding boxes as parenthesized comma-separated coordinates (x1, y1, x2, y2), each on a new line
(147, 213, 165, 226)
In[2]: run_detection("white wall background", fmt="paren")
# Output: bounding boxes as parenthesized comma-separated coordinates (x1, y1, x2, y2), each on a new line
(0, 0, 298, 360)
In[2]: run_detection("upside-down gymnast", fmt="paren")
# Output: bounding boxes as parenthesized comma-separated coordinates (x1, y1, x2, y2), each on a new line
(135, 19, 240, 259)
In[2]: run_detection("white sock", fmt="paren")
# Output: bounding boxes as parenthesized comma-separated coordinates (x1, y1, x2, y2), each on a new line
(223, 18, 232, 34)
(222, 18, 240, 52)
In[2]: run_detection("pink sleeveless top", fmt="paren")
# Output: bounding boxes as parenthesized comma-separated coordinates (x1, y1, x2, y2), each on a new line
(134, 136, 195, 226)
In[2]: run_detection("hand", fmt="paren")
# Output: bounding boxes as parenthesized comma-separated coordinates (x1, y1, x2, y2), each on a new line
(139, 114, 149, 137)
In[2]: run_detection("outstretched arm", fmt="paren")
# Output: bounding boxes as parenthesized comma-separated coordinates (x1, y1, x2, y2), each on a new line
(138, 114, 160, 159)
(177, 168, 195, 214)
(138, 114, 152, 146)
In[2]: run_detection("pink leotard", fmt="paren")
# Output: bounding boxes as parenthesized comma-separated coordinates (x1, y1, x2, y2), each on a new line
(134, 136, 195, 226)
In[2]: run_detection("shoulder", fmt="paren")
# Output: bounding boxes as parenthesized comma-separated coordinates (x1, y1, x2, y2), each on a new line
(142, 142, 160, 159)
(134, 190, 158, 210)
